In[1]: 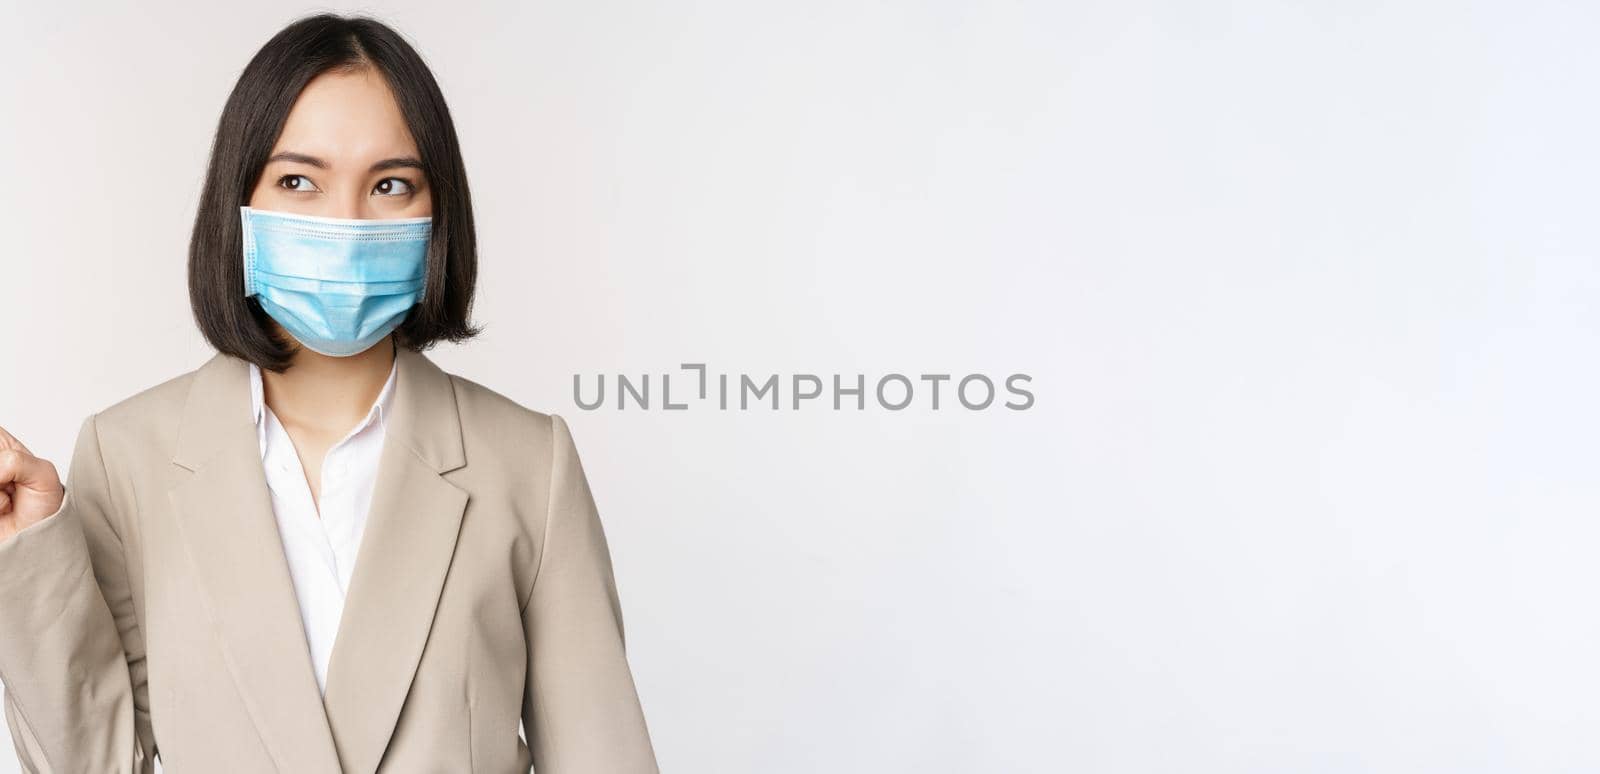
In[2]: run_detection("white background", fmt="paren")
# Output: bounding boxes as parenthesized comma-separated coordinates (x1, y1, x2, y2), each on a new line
(2, 1, 1597, 771)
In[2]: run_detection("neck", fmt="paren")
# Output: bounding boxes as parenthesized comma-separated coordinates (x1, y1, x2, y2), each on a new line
(261, 335, 396, 434)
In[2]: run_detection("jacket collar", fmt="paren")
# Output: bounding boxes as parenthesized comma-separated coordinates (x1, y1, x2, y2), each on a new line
(167, 344, 469, 773)
(175, 344, 463, 474)
(246, 350, 399, 443)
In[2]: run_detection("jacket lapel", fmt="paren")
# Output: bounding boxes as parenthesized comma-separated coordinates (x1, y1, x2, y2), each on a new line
(320, 345, 470, 774)
(167, 351, 344, 773)
(166, 346, 469, 774)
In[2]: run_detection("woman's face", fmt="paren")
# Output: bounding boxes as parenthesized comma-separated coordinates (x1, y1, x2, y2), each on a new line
(247, 67, 431, 220)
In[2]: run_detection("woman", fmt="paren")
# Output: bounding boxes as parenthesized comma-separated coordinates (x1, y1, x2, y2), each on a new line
(0, 14, 659, 774)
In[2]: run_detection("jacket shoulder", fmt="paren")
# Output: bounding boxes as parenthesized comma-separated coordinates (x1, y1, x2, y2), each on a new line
(445, 372, 561, 453)
(90, 364, 201, 444)
(448, 372, 552, 422)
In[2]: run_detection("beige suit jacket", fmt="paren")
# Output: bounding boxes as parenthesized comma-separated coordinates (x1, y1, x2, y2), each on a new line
(0, 347, 660, 773)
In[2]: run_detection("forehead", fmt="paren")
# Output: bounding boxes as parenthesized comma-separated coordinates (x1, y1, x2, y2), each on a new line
(271, 67, 418, 163)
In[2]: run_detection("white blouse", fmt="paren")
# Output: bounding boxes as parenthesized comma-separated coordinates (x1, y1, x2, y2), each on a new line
(247, 358, 398, 695)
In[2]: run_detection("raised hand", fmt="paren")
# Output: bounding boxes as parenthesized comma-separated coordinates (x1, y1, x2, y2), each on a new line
(0, 424, 65, 545)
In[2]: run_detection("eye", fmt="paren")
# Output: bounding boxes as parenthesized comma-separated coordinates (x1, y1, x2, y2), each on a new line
(276, 174, 321, 193)
(373, 177, 415, 197)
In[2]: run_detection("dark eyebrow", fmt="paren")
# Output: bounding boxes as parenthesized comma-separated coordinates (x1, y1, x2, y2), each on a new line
(369, 157, 424, 174)
(264, 152, 422, 174)
(265, 151, 328, 168)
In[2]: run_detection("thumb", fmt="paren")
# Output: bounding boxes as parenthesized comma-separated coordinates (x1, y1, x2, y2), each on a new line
(0, 448, 64, 531)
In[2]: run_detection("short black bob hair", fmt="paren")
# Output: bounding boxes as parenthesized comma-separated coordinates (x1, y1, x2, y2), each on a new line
(189, 13, 480, 372)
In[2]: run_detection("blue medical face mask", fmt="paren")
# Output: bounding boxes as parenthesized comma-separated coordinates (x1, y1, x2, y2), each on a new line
(239, 206, 431, 357)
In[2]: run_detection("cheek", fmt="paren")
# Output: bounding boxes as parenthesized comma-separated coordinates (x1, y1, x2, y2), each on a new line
(246, 177, 280, 209)
(396, 194, 433, 219)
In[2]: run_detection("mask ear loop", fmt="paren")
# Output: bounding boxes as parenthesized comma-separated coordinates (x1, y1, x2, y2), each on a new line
(418, 229, 433, 300)
(398, 229, 432, 343)
(240, 206, 260, 297)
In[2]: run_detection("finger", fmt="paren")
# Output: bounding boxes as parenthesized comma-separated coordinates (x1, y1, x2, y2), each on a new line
(0, 449, 58, 493)
(0, 425, 31, 456)
(0, 487, 10, 514)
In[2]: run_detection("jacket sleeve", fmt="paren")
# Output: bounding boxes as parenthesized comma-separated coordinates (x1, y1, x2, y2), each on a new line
(521, 414, 659, 773)
(0, 414, 156, 773)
